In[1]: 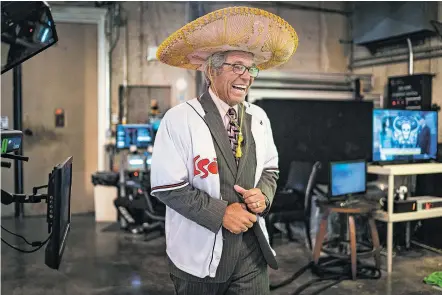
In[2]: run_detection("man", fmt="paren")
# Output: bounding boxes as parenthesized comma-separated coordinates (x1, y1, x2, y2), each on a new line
(150, 6, 298, 294)
(417, 116, 431, 155)
(149, 99, 161, 117)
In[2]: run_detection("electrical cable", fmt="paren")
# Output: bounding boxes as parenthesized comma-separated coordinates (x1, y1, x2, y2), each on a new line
(1, 233, 51, 253)
(305, 280, 344, 295)
(270, 179, 382, 294)
(1, 225, 34, 246)
(271, 254, 381, 295)
(270, 262, 313, 290)
(0, 172, 52, 252)
(292, 277, 343, 295)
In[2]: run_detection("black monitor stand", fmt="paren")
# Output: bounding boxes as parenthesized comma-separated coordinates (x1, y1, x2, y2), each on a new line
(331, 194, 365, 208)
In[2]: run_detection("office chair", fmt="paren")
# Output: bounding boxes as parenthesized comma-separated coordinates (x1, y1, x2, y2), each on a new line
(266, 161, 323, 246)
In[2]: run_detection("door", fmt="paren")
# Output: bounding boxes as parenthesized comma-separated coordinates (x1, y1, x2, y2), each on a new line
(1, 22, 98, 216)
(126, 86, 171, 123)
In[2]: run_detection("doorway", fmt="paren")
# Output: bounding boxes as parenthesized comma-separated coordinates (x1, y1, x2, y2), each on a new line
(120, 85, 172, 124)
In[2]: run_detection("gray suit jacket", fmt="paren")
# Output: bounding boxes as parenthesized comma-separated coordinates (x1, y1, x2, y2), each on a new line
(154, 91, 279, 283)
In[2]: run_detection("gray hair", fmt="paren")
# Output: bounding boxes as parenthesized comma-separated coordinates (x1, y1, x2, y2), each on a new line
(202, 51, 254, 86)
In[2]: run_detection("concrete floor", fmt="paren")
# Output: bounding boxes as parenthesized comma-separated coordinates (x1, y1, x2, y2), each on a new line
(2, 215, 441, 295)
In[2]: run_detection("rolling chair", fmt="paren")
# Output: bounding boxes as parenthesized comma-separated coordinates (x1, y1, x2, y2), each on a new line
(266, 161, 323, 247)
(114, 152, 165, 239)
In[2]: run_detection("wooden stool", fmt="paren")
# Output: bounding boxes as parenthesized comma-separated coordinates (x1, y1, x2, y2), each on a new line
(312, 202, 381, 280)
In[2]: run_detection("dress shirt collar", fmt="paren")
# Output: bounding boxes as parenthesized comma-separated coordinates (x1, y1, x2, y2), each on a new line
(209, 87, 238, 118)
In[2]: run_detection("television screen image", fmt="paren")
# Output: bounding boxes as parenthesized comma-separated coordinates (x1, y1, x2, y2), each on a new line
(116, 124, 153, 149)
(330, 160, 366, 198)
(373, 109, 438, 163)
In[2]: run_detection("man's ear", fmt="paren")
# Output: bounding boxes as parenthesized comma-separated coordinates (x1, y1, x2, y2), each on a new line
(207, 67, 219, 85)
(210, 66, 221, 77)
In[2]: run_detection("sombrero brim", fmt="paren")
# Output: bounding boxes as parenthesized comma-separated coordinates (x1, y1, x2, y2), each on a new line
(156, 6, 298, 71)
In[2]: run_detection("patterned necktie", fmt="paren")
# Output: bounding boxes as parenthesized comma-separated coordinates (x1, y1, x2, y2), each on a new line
(227, 108, 240, 164)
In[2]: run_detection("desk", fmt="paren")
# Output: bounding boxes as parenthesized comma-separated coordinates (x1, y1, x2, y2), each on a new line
(367, 163, 442, 274)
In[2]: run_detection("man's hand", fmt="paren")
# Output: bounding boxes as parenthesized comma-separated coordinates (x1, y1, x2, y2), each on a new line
(222, 203, 257, 234)
(234, 185, 267, 214)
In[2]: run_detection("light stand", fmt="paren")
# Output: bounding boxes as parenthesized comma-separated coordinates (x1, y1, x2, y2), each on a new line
(13, 64, 24, 218)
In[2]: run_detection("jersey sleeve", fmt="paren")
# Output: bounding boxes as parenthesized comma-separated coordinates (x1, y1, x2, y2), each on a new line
(150, 111, 190, 195)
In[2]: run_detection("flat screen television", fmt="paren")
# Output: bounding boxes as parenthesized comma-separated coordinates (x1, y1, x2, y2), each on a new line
(116, 124, 153, 150)
(373, 109, 438, 163)
(45, 156, 72, 270)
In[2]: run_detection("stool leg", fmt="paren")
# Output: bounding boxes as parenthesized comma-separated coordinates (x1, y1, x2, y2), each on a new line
(348, 215, 357, 280)
(368, 217, 381, 269)
(313, 210, 329, 264)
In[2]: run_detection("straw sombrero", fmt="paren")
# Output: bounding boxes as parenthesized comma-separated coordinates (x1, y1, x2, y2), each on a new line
(156, 6, 298, 71)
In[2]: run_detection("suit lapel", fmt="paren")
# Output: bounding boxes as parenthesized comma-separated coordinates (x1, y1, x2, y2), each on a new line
(199, 91, 237, 177)
(236, 109, 252, 182)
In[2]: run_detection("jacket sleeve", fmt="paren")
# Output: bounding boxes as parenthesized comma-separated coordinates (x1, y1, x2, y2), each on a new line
(150, 111, 228, 233)
(256, 113, 279, 217)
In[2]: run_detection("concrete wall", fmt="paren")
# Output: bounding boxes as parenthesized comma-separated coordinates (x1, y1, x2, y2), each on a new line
(109, 1, 350, 118)
(352, 3, 442, 142)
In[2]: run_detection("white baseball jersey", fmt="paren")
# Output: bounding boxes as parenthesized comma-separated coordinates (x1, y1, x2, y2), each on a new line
(150, 97, 279, 278)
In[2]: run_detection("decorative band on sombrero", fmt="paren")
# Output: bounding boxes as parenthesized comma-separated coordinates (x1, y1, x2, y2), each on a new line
(157, 6, 298, 71)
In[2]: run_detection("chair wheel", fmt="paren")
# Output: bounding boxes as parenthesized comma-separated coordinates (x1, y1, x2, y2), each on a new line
(128, 224, 143, 234)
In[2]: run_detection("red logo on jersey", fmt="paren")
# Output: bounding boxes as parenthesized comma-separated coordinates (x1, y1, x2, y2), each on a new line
(194, 155, 218, 178)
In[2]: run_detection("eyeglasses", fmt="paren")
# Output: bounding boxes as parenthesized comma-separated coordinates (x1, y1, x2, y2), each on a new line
(223, 63, 259, 78)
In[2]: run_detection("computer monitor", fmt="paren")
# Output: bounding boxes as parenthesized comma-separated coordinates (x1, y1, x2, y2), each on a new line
(45, 156, 72, 270)
(126, 154, 147, 172)
(373, 109, 438, 163)
(1, 129, 22, 154)
(329, 160, 366, 199)
(116, 124, 153, 150)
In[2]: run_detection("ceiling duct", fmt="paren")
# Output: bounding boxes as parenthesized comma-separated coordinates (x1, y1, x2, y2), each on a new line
(352, 2, 438, 54)
(248, 72, 383, 108)
(252, 71, 373, 92)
